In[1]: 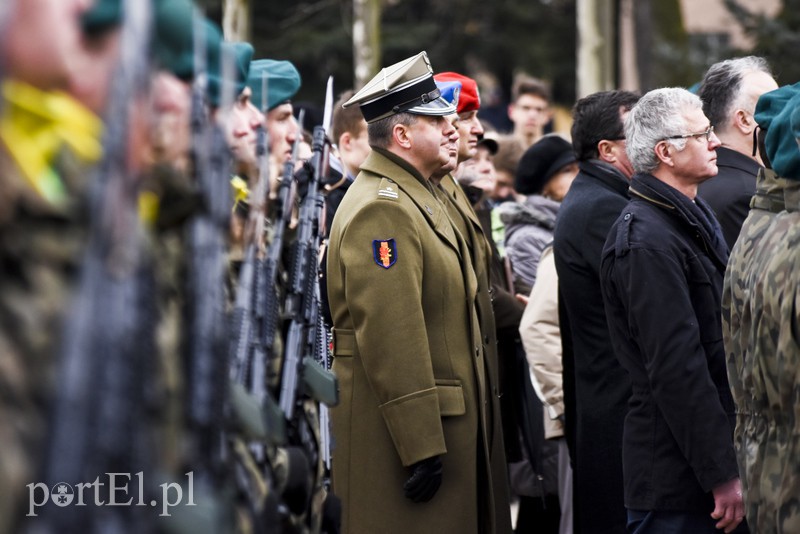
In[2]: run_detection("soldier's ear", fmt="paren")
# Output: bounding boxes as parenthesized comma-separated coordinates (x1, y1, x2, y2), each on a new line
(393, 123, 412, 149)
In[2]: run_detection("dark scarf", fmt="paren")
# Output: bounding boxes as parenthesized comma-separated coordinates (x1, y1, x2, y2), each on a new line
(630, 173, 729, 273)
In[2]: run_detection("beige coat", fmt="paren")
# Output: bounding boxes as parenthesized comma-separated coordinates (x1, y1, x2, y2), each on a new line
(518, 246, 565, 440)
(327, 149, 502, 533)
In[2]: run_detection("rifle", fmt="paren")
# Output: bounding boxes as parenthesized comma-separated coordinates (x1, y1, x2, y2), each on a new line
(244, 72, 272, 408)
(182, 12, 234, 501)
(227, 75, 289, 451)
(271, 77, 339, 525)
(40, 0, 155, 531)
(228, 116, 305, 449)
(259, 109, 305, 391)
(279, 77, 338, 421)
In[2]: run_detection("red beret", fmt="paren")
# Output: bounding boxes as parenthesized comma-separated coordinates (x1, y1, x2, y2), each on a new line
(434, 72, 480, 114)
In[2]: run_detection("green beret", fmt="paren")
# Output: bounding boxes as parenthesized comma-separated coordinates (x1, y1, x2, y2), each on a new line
(151, 0, 196, 79)
(755, 83, 800, 180)
(207, 42, 254, 108)
(247, 59, 302, 113)
(81, 0, 122, 34)
(792, 105, 800, 145)
(82, 0, 197, 80)
(170, 17, 223, 104)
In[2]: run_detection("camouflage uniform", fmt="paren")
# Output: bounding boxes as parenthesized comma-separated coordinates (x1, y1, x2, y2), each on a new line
(722, 168, 800, 532)
(140, 163, 199, 477)
(0, 145, 90, 532)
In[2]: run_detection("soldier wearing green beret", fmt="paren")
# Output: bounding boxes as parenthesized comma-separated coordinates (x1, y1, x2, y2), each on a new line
(0, 1, 106, 530)
(722, 83, 800, 533)
(229, 57, 301, 299)
(239, 56, 343, 533)
(142, 5, 224, 494)
(215, 42, 263, 182)
(247, 59, 302, 185)
(327, 51, 510, 533)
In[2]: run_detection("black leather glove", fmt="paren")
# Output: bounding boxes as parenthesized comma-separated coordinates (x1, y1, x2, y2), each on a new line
(403, 455, 443, 503)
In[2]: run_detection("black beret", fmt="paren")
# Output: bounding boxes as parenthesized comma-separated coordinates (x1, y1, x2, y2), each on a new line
(515, 135, 576, 195)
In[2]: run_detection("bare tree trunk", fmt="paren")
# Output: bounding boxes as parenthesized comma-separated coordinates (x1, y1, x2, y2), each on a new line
(576, 0, 616, 98)
(634, 0, 653, 91)
(353, 0, 381, 90)
(618, 0, 639, 92)
(223, 0, 250, 42)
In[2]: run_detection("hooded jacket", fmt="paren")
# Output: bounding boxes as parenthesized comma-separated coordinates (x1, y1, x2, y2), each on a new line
(497, 194, 559, 292)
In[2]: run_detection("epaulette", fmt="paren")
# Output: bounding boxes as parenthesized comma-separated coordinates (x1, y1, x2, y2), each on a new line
(377, 177, 399, 201)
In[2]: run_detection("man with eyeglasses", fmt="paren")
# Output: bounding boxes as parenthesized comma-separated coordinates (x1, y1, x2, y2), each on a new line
(697, 57, 778, 249)
(599, 88, 747, 534)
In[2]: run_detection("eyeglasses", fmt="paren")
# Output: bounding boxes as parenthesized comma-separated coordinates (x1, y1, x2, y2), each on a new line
(664, 125, 716, 143)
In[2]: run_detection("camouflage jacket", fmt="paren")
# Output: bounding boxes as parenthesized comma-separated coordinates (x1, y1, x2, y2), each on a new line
(0, 146, 90, 533)
(722, 168, 800, 532)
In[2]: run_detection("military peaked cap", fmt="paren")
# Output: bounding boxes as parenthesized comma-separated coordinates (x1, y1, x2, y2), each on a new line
(343, 51, 456, 123)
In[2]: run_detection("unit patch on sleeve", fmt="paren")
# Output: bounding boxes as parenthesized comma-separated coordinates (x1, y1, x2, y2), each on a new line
(372, 239, 397, 269)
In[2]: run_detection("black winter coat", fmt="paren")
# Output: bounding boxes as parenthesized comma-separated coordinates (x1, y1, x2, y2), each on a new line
(600, 173, 739, 512)
(552, 160, 631, 534)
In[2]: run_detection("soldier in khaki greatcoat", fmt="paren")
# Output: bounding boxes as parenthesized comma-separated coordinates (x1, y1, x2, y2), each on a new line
(432, 77, 514, 534)
(326, 52, 510, 533)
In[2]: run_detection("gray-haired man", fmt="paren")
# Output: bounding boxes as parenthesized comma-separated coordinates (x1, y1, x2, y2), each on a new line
(697, 56, 778, 248)
(600, 88, 746, 533)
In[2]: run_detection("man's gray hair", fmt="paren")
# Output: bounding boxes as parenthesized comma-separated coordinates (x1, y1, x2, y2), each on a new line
(367, 112, 418, 149)
(625, 88, 703, 175)
(699, 56, 772, 132)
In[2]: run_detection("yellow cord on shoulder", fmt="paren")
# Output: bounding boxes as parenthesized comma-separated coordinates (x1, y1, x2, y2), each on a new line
(230, 175, 250, 212)
(0, 79, 103, 204)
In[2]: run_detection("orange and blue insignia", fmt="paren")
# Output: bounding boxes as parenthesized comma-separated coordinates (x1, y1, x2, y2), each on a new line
(372, 239, 397, 269)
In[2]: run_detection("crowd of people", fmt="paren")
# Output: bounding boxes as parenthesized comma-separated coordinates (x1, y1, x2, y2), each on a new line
(2, 1, 800, 533)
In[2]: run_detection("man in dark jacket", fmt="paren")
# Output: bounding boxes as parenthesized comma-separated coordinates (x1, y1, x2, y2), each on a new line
(697, 56, 777, 249)
(552, 89, 639, 534)
(600, 87, 745, 533)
